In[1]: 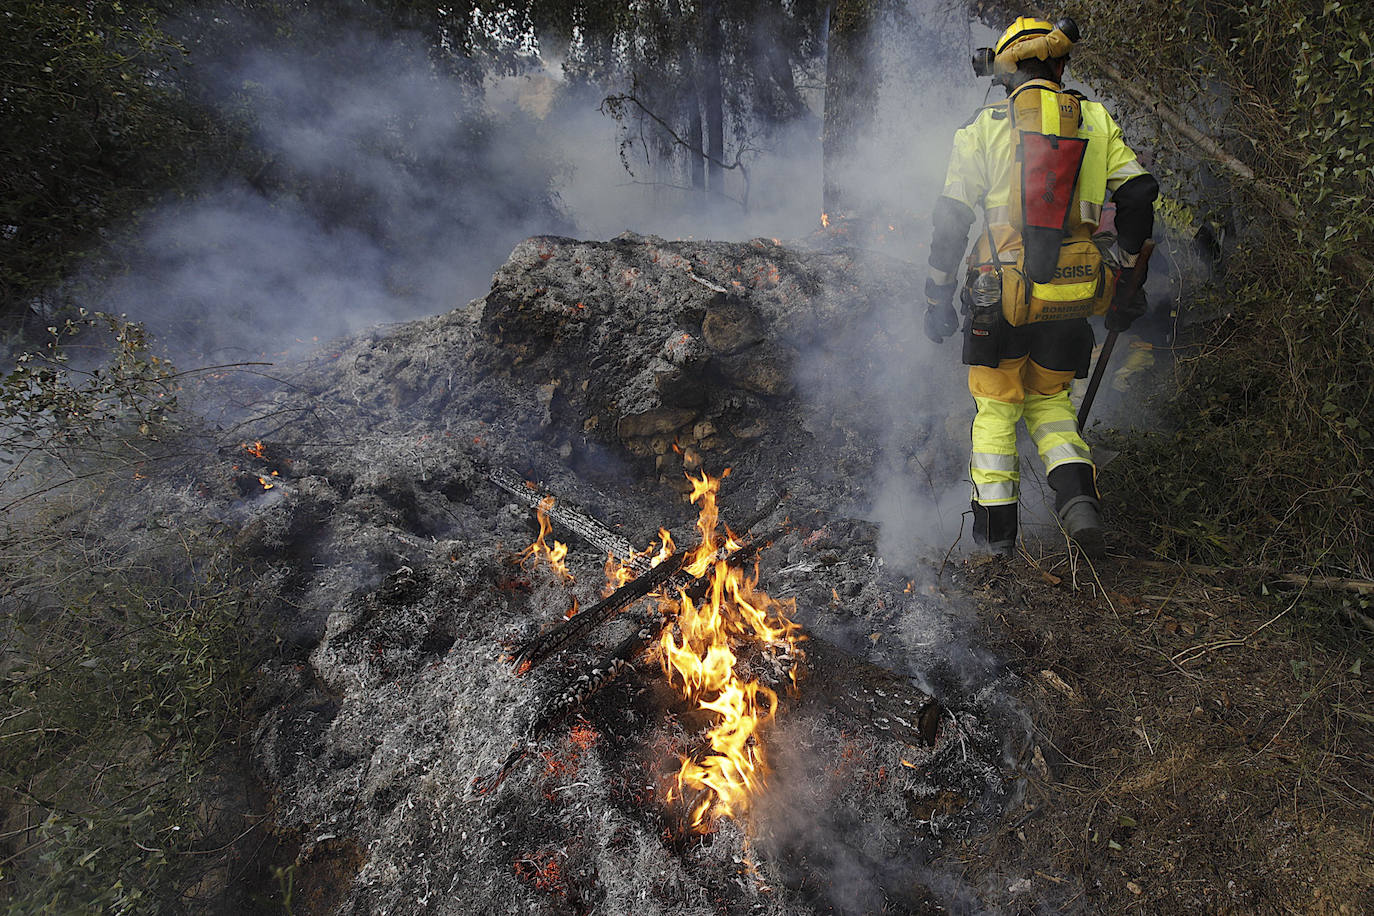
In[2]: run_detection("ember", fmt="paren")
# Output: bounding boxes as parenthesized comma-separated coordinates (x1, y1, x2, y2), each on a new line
(568, 722, 598, 751)
(512, 849, 567, 896)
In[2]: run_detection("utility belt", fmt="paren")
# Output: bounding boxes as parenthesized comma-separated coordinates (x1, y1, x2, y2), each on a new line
(962, 230, 1121, 368)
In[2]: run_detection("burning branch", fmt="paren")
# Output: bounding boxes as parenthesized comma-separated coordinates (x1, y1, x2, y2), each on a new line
(656, 473, 802, 829)
(488, 467, 644, 570)
(475, 535, 771, 797)
(508, 488, 786, 672)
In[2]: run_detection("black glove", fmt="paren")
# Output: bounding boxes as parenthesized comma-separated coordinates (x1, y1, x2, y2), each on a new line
(1105, 267, 1147, 332)
(923, 278, 959, 343)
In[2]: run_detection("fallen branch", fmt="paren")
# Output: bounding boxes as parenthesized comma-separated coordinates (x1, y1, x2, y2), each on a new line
(487, 467, 645, 571)
(509, 549, 687, 673)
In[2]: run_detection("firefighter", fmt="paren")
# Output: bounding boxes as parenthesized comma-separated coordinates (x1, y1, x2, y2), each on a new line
(923, 15, 1158, 557)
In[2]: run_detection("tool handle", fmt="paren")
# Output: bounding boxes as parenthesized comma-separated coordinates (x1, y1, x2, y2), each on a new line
(1077, 331, 1118, 430)
(1078, 239, 1155, 430)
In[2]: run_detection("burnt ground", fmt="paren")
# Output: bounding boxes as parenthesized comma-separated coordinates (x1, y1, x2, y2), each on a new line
(16, 232, 1368, 913)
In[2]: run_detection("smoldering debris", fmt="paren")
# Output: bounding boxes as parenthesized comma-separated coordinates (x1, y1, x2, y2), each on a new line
(118, 231, 1023, 914)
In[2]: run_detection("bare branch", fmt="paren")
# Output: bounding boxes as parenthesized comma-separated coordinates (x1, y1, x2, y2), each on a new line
(600, 92, 755, 211)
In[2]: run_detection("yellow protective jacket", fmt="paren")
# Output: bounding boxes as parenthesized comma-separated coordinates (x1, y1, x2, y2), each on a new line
(928, 81, 1157, 309)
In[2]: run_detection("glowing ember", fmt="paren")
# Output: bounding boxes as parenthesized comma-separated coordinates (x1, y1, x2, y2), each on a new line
(658, 471, 802, 830)
(513, 849, 567, 895)
(522, 496, 574, 583)
(242, 440, 267, 459)
(568, 722, 599, 751)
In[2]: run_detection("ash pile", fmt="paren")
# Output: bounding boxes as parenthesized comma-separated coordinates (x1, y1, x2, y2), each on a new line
(204, 232, 1016, 914)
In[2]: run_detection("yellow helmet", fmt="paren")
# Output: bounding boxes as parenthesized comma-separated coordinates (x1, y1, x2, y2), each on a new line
(995, 17, 1055, 55)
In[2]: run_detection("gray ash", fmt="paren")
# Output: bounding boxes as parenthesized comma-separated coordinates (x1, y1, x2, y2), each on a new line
(148, 233, 1018, 914)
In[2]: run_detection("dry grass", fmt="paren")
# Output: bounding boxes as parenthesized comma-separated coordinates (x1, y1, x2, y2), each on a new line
(954, 549, 1374, 913)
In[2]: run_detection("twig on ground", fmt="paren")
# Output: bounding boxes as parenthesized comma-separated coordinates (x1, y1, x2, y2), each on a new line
(1170, 593, 1301, 666)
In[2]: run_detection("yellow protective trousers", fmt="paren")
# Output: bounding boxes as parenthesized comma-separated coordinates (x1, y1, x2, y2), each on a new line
(968, 356, 1093, 506)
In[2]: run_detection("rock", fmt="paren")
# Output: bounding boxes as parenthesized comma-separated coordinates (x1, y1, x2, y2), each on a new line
(691, 420, 717, 440)
(617, 407, 698, 439)
(536, 379, 559, 427)
(701, 301, 763, 354)
(729, 418, 768, 439)
(715, 350, 795, 396)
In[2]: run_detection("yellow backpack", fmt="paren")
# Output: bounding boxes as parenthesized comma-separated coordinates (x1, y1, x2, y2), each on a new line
(973, 81, 1112, 326)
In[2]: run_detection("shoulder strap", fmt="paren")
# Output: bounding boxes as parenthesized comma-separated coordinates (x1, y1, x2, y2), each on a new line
(1007, 78, 1064, 104)
(956, 102, 1006, 131)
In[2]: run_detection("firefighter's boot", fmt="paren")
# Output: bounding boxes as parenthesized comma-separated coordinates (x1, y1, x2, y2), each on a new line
(972, 501, 1018, 557)
(1048, 464, 1105, 558)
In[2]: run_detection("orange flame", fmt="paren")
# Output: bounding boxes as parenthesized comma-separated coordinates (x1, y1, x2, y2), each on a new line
(522, 496, 574, 583)
(820, 212, 830, 229)
(602, 528, 676, 597)
(659, 471, 802, 830)
(242, 440, 267, 459)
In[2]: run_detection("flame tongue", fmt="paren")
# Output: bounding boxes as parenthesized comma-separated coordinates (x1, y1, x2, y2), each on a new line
(522, 496, 574, 583)
(660, 471, 801, 830)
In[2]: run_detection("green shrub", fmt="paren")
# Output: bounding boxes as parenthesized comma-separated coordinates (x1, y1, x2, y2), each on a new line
(1059, 0, 1374, 583)
(1, 535, 258, 914)
(0, 2, 230, 327)
(1, 315, 259, 912)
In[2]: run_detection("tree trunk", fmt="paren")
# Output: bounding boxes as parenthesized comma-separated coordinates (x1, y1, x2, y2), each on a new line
(681, 36, 706, 192)
(700, 0, 726, 196)
(688, 100, 706, 192)
(822, 0, 881, 218)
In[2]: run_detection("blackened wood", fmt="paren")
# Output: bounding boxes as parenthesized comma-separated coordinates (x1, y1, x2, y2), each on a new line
(509, 490, 786, 672)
